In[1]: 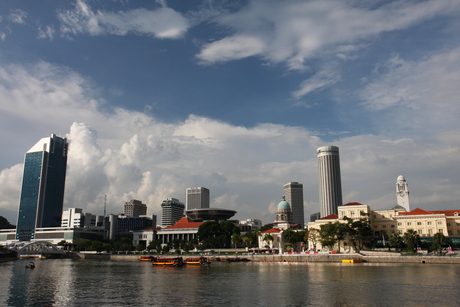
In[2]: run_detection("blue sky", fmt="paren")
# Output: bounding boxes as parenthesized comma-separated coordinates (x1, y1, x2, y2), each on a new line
(0, 0, 459, 225)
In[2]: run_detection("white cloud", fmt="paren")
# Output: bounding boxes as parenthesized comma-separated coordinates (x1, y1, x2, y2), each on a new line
(292, 64, 341, 98)
(359, 46, 460, 135)
(8, 9, 28, 24)
(0, 59, 459, 226)
(197, 0, 460, 71)
(58, 0, 190, 39)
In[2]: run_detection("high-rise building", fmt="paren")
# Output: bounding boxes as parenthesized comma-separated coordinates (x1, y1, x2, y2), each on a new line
(186, 187, 210, 210)
(161, 198, 185, 227)
(283, 182, 305, 228)
(124, 199, 147, 217)
(317, 145, 343, 218)
(16, 134, 68, 241)
(396, 175, 410, 211)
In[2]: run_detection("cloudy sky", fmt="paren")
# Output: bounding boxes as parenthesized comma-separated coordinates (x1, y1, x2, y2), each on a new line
(1, 0, 459, 225)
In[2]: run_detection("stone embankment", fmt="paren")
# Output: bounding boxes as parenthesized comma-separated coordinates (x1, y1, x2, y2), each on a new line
(76, 251, 460, 264)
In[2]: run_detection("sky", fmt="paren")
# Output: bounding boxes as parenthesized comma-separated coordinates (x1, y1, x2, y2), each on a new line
(0, 0, 459, 225)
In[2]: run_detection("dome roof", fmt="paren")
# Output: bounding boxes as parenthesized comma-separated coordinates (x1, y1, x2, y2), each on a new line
(277, 196, 291, 210)
(397, 175, 405, 181)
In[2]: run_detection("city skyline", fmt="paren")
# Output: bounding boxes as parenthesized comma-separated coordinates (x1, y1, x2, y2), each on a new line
(0, 1, 459, 224)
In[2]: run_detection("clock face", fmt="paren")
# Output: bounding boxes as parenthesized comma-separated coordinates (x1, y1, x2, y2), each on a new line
(399, 192, 405, 197)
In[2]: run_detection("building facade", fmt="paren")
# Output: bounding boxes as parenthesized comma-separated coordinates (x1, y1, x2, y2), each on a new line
(61, 208, 104, 228)
(317, 145, 343, 218)
(396, 175, 410, 211)
(124, 199, 147, 217)
(283, 182, 305, 228)
(186, 187, 210, 210)
(161, 198, 185, 227)
(16, 134, 68, 241)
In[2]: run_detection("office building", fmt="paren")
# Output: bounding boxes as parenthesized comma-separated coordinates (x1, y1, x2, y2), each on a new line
(283, 182, 305, 228)
(396, 175, 410, 211)
(124, 199, 147, 217)
(16, 134, 68, 241)
(61, 208, 104, 228)
(317, 145, 343, 218)
(161, 198, 185, 227)
(186, 187, 210, 210)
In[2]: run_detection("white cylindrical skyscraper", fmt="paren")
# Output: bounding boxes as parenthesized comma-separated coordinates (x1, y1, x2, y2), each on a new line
(317, 146, 343, 217)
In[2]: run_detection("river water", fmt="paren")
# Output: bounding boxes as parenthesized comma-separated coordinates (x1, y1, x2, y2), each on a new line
(0, 258, 458, 306)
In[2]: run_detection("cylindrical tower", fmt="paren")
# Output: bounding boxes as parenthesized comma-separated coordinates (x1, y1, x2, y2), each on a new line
(317, 146, 343, 217)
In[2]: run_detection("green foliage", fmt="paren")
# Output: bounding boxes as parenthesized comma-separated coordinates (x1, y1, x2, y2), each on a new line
(431, 232, 451, 255)
(403, 229, 421, 253)
(197, 221, 240, 248)
(389, 233, 404, 250)
(320, 222, 341, 250)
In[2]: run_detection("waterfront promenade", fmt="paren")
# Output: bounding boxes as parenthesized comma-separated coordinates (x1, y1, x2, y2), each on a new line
(78, 251, 460, 264)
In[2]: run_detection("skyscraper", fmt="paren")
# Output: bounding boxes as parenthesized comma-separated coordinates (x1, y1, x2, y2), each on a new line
(396, 175, 410, 211)
(186, 187, 210, 210)
(161, 198, 185, 227)
(16, 134, 68, 241)
(317, 145, 343, 218)
(124, 199, 147, 217)
(283, 182, 305, 228)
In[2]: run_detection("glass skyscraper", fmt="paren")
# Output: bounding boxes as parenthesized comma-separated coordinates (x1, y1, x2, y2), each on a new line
(16, 134, 68, 241)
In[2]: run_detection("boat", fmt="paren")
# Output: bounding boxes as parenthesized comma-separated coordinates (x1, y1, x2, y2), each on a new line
(152, 257, 184, 267)
(222, 257, 251, 262)
(138, 255, 155, 261)
(342, 258, 364, 263)
(25, 261, 35, 269)
(184, 257, 211, 266)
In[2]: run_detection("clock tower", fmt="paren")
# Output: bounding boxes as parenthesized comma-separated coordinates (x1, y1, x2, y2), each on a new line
(396, 175, 410, 211)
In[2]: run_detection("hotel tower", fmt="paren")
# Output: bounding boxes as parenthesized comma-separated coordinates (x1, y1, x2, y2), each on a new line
(317, 146, 343, 217)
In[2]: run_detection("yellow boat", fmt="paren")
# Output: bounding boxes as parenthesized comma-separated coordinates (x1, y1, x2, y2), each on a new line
(342, 258, 364, 263)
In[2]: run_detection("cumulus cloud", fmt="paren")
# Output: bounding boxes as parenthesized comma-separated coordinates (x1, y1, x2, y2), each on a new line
(197, 0, 460, 73)
(0, 59, 459, 225)
(58, 0, 190, 39)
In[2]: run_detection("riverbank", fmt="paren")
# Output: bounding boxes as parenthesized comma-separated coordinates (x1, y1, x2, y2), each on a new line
(76, 251, 460, 264)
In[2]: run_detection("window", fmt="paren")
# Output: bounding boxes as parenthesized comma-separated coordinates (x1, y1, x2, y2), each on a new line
(350, 211, 355, 217)
(407, 222, 412, 226)
(438, 221, 442, 225)
(397, 223, 402, 226)
(382, 225, 386, 228)
(427, 222, 432, 225)
(418, 229, 423, 235)
(398, 230, 403, 234)
(439, 229, 443, 233)
(428, 229, 433, 235)
(417, 222, 422, 226)
(447, 223, 451, 227)
(391, 225, 395, 228)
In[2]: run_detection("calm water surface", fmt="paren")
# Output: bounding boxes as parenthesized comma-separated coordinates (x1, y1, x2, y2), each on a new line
(0, 258, 459, 306)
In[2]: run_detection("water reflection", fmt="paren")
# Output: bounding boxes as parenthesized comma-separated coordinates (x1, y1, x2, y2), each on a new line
(1, 259, 459, 306)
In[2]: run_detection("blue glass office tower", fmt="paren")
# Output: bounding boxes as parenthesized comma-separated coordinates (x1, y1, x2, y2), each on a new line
(16, 134, 68, 241)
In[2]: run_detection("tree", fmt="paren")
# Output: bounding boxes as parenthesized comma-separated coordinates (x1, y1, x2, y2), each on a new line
(231, 233, 241, 248)
(431, 232, 451, 255)
(389, 233, 404, 251)
(403, 229, 421, 253)
(319, 222, 340, 250)
(197, 221, 240, 248)
(307, 229, 320, 251)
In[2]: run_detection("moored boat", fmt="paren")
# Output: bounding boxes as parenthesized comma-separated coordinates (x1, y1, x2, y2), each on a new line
(184, 257, 211, 265)
(152, 257, 184, 267)
(138, 255, 155, 261)
(342, 258, 364, 263)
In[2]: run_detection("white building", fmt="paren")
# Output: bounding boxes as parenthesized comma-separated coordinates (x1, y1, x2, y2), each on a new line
(61, 208, 103, 229)
(317, 146, 343, 217)
(396, 175, 410, 211)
